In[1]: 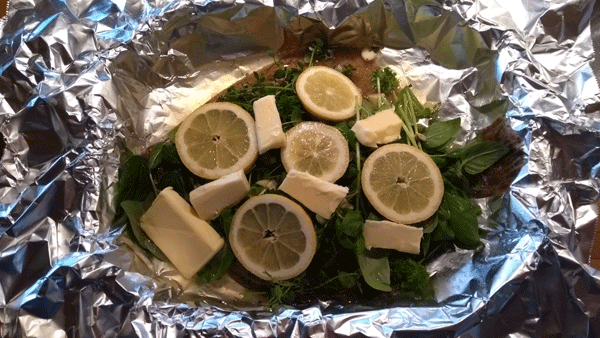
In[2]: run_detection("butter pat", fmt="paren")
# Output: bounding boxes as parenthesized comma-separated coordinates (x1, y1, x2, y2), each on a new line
(140, 187, 224, 278)
(189, 170, 250, 220)
(363, 220, 423, 255)
(279, 170, 348, 219)
(351, 108, 402, 148)
(253, 95, 286, 154)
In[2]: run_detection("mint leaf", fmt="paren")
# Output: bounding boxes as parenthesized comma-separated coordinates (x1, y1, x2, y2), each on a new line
(425, 118, 461, 149)
(460, 140, 509, 175)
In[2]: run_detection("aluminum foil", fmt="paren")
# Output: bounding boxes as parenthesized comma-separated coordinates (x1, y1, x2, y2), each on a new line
(1, 0, 600, 336)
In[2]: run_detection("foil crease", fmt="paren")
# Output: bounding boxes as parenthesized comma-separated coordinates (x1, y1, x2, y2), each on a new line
(1, 0, 599, 337)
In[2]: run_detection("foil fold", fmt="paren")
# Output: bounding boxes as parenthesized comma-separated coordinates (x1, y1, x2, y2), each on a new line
(1, 0, 600, 337)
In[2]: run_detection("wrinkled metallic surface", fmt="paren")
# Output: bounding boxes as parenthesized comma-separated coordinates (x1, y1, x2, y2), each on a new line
(1, 0, 600, 336)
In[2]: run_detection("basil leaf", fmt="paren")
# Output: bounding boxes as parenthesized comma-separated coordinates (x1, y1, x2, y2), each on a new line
(425, 118, 461, 149)
(356, 237, 392, 292)
(420, 234, 431, 256)
(114, 155, 153, 216)
(121, 199, 168, 261)
(422, 214, 438, 234)
(460, 140, 509, 175)
(339, 210, 363, 237)
(195, 244, 235, 284)
(336, 218, 356, 250)
(218, 207, 234, 236)
(443, 190, 481, 248)
(338, 272, 358, 289)
(429, 154, 449, 168)
(431, 217, 455, 242)
(360, 99, 377, 118)
(335, 210, 363, 250)
(149, 142, 180, 169)
(156, 169, 188, 198)
(148, 143, 165, 169)
(357, 254, 392, 292)
(168, 127, 178, 143)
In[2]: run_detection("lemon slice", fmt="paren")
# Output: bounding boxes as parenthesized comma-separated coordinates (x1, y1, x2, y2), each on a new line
(361, 143, 444, 224)
(295, 66, 362, 121)
(175, 102, 258, 180)
(281, 121, 349, 182)
(229, 194, 318, 281)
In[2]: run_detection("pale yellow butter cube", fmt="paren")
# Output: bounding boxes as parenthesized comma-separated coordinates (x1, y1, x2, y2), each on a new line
(363, 220, 423, 254)
(351, 108, 402, 148)
(279, 170, 348, 219)
(189, 170, 250, 221)
(140, 187, 224, 278)
(253, 95, 286, 154)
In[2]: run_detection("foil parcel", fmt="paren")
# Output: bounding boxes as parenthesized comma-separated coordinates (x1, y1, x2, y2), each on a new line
(0, 0, 599, 337)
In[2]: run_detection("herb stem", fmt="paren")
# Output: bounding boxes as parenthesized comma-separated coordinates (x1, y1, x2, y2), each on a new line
(405, 91, 421, 149)
(309, 49, 316, 67)
(376, 77, 382, 108)
(149, 172, 159, 196)
(397, 104, 417, 147)
(308, 271, 360, 291)
(263, 86, 295, 92)
(355, 97, 362, 211)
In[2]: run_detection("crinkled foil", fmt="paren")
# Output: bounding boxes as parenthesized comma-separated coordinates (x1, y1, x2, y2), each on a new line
(1, 0, 600, 336)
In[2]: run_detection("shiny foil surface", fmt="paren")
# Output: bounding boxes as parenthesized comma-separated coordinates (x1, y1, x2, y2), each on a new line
(1, 0, 600, 336)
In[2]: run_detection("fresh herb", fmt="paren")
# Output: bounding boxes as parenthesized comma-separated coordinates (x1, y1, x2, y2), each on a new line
(391, 87, 436, 149)
(356, 237, 392, 292)
(195, 207, 236, 283)
(220, 64, 304, 131)
(390, 258, 434, 298)
(441, 188, 482, 248)
(268, 278, 303, 310)
(121, 199, 168, 261)
(113, 140, 204, 262)
(305, 38, 333, 66)
(371, 67, 400, 94)
(335, 209, 363, 250)
(113, 155, 154, 218)
(335, 64, 356, 78)
(459, 140, 509, 175)
(196, 244, 235, 284)
(148, 141, 180, 169)
(425, 118, 461, 149)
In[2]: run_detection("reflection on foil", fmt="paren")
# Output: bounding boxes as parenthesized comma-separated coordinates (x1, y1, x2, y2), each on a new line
(1, 0, 600, 337)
